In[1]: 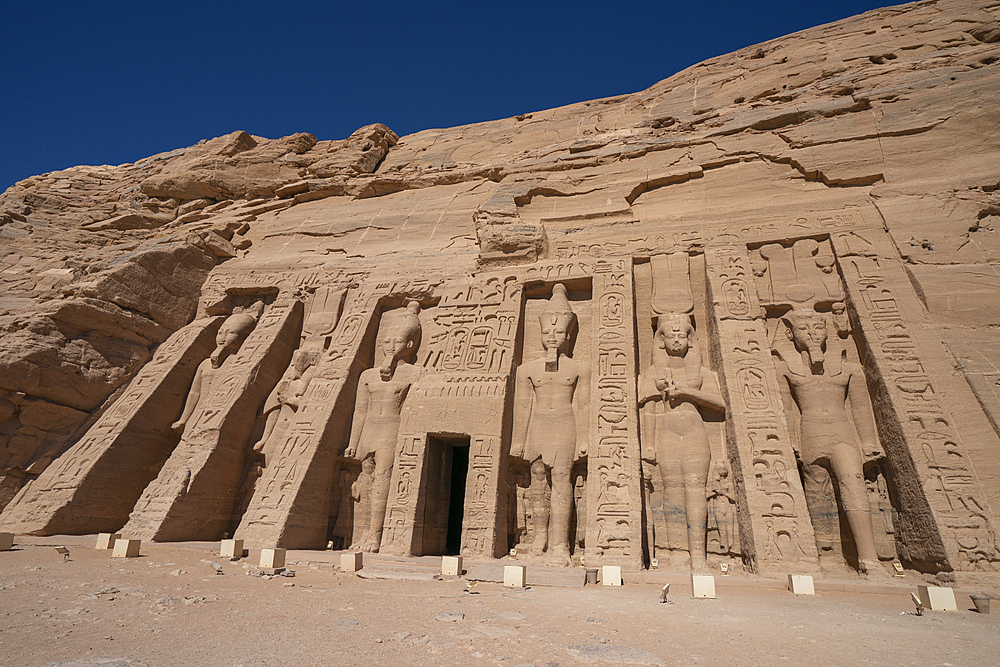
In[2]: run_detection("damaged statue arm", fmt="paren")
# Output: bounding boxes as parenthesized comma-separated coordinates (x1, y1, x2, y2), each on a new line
(847, 366, 882, 460)
(171, 363, 205, 433)
(344, 376, 370, 459)
(510, 366, 533, 459)
(574, 362, 591, 459)
(673, 370, 727, 414)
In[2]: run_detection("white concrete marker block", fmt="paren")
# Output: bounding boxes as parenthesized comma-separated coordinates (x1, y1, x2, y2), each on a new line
(503, 564, 526, 587)
(220, 539, 244, 558)
(602, 565, 623, 587)
(917, 585, 957, 611)
(260, 547, 286, 569)
(441, 555, 462, 576)
(787, 574, 815, 595)
(692, 573, 716, 599)
(95, 533, 121, 550)
(341, 551, 363, 572)
(0, 532, 13, 551)
(111, 538, 140, 558)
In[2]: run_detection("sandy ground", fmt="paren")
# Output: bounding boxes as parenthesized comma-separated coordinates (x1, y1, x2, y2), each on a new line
(1, 538, 997, 666)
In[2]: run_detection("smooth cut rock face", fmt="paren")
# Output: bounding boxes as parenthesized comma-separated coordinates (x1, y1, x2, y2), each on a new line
(1, 0, 1000, 585)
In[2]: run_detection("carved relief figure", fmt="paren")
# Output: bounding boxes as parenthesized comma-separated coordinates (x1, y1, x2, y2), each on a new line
(254, 346, 322, 463)
(170, 303, 264, 436)
(511, 284, 591, 566)
(344, 301, 423, 553)
(773, 308, 883, 574)
(707, 459, 737, 557)
(638, 314, 725, 571)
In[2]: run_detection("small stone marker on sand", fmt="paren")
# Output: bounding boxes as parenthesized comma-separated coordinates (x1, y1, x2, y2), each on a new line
(220, 538, 244, 559)
(341, 551, 363, 572)
(602, 565, 623, 586)
(691, 573, 716, 599)
(916, 585, 957, 611)
(112, 538, 140, 558)
(787, 574, 815, 595)
(260, 547, 285, 569)
(441, 555, 462, 576)
(95, 533, 120, 550)
(0, 532, 13, 551)
(503, 564, 526, 588)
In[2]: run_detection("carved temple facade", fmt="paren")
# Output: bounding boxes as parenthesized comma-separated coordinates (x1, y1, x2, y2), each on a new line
(1, 218, 998, 579)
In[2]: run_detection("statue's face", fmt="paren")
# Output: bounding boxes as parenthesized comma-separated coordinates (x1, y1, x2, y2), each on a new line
(791, 316, 828, 349)
(540, 318, 569, 352)
(657, 325, 690, 356)
(380, 328, 413, 361)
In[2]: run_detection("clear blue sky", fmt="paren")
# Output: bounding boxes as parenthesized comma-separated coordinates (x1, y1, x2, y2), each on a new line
(1, 0, 892, 191)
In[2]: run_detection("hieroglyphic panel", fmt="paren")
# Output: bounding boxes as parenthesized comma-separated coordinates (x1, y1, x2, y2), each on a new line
(585, 258, 643, 568)
(380, 434, 427, 554)
(462, 436, 501, 555)
(705, 244, 818, 572)
(832, 231, 1000, 571)
(0, 317, 224, 535)
(235, 286, 386, 549)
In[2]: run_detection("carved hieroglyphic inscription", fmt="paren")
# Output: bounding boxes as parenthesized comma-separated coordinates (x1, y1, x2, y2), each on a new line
(0, 317, 224, 535)
(585, 258, 643, 568)
(833, 231, 1000, 571)
(705, 245, 818, 572)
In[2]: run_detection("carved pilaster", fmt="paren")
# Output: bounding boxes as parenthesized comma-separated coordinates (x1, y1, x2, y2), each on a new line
(585, 258, 644, 570)
(832, 230, 1000, 572)
(704, 244, 819, 572)
(236, 288, 383, 549)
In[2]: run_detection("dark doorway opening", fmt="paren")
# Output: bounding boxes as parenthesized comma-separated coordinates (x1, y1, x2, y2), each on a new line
(447, 445, 469, 555)
(421, 434, 470, 555)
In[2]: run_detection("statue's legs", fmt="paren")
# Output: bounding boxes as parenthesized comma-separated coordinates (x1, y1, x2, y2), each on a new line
(831, 443, 880, 572)
(682, 456, 711, 571)
(363, 447, 395, 553)
(658, 462, 687, 565)
(528, 458, 549, 555)
(548, 462, 574, 566)
(802, 462, 842, 567)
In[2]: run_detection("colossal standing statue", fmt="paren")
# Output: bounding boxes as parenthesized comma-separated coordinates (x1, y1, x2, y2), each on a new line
(511, 283, 590, 567)
(344, 301, 423, 553)
(170, 303, 264, 436)
(638, 314, 725, 571)
(773, 307, 883, 574)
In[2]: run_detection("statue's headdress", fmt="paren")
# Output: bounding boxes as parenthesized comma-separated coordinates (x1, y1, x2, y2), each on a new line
(539, 283, 577, 332)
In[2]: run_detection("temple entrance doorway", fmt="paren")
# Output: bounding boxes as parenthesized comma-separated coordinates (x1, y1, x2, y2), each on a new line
(420, 434, 470, 555)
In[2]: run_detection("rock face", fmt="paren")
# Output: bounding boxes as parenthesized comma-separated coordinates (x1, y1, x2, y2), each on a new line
(2, 0, 1000, 581)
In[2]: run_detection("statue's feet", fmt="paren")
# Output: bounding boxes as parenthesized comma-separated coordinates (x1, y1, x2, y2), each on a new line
(360, 537, 381, 553)
(859, 559, 882, 576)
(529, 539, 548, 557)
(546, 544, 573, 568)
(690, 558, 712, 574)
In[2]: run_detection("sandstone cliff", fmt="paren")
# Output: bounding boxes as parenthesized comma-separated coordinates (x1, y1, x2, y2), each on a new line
(1, 0, 998, 579)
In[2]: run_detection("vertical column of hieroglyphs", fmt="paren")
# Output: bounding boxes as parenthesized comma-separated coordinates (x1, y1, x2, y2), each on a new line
(585, 258, 644, 569)
(236, 285, 383, 549)
(381, 275, 520, 557)
(704, 244, 819, 572)
(123, 298, 303, 541)
(0, 316, 224, 535)
(832, 230, 1000, 571)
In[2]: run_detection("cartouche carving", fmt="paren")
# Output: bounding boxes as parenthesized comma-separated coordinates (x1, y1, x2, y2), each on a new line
(344, 301, 423, 553)
(773, 307, 883, 574)
(511, 284, 591, 566)
(638, 313, 725, 571)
